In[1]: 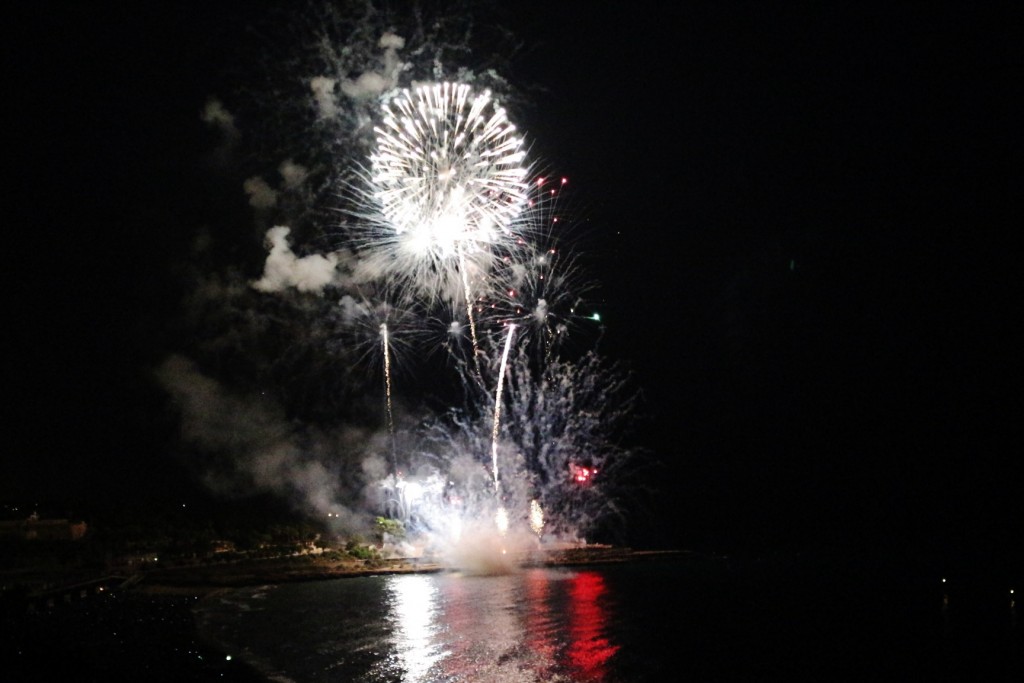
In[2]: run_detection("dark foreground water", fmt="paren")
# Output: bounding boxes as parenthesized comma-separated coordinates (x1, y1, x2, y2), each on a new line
(3, 551, 1018, 681)
(3, 589, 265, 682)
(194, 552, 1021, 682)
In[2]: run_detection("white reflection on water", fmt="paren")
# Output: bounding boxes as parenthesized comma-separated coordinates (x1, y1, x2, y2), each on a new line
(386, 574, 444, 681)
(380, 569, 615, 682)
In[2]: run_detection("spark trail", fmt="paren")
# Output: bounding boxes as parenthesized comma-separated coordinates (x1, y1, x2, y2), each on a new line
(458, 245, 482, 376)
(491, 324, 516, 534)
(381, 323, 396, 470)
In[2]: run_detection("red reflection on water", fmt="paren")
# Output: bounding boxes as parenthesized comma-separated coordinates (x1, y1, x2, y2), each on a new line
(524, 569, 557, 664)
(567, 571, 619, 680)
(435, 577, 474, 678)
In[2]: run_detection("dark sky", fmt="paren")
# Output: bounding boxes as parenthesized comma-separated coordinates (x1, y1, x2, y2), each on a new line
(8, 2, 1020, 555)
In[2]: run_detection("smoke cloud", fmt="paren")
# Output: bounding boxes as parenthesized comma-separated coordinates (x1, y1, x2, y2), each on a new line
(200, 97, 239, 140)
(278, 159, 309, 190)
(251, 226, 339, 294)
(309, 76, 339, 119)
(154, 354, 376, 532)
(340, 32, 405, 100)
(243, 176, 278, 209)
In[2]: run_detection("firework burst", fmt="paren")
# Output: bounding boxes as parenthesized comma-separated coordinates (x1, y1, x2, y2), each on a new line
(333, 291, 426, 379)
(475, 176, 602, 362)
(347, 82, 531, 307)
(371, 82, 529, 245)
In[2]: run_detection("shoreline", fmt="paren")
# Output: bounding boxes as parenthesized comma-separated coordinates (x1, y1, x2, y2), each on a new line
(119, 548, 686, 682)
(133, 547, 687, 595)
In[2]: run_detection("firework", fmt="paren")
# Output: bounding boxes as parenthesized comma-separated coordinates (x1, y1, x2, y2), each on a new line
(334, 293, 427, 381)
(485, 243, 599, 360)
(371, 82, 529, 246)
(529, 499, 545, 536)
(491, 323, 517, 495)
(171, 5, 645, 559)
(380, 322, 395, 458)
(349, 82, 531, 330)
(470, 176, 601, 361)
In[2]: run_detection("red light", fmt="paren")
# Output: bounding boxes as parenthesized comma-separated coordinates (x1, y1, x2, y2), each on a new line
(570, 463, 596, 484)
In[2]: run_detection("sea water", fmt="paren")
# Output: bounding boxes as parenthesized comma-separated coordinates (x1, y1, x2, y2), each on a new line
(195, 553, 1020, 682)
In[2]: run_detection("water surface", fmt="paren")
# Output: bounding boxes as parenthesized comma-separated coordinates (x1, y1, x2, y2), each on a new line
(196, 554, 1020, 681)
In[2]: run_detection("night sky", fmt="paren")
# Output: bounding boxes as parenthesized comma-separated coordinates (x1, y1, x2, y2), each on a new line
(8, 2, 1020, 558)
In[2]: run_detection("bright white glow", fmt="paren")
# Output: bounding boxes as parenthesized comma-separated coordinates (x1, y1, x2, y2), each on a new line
(403, 481, 423, 503)
(529, 499, 544, 536)
(381, 323, 394, 441)
(387, 575, 442, 681)
(495, 506, 509, 535)
(370, 82, 528, 255)
(449, 514, 462, 542)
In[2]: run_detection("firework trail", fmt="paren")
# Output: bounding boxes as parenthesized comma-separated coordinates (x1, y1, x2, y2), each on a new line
(458, 245, 482, 376)
(491, 324, 517, 493)
(490, 323, 517, 534)
(380, 322, 396, 468)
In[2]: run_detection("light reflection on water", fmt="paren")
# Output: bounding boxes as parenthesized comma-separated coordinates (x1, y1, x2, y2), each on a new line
(194, 557, 1018, 681)
(567, 571, 619, 680)
(199, 567, 623, 683)
(386, 574, 442, 681)
(386, 569, 616, 682)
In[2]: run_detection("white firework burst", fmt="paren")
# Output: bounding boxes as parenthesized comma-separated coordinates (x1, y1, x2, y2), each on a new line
(351, 82, 530, 306)
(372, 81, 529, 248)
